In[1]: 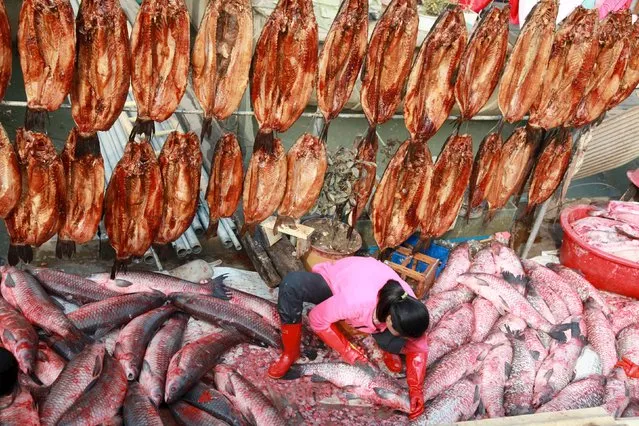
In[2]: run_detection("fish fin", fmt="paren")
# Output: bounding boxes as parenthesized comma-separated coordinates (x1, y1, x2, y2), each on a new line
(301, 346, 318, 361)
(505, 362, 512, 377)
(498, 295, 510, 310)
(224, 380, 236, 397)
(544, 368, 553, 380)
(207, 276, 231, 300)
(530, 350, 540, 361)
(49, 296, 67, 312)
(2, 329, 15, 342)
(141, 360, 151, 375)
(114, 279, 133, 288)
(343, 392, 360, 401)
(474, 385, 481, 403)
(477, 399, 486, 417)
(548, 323, 571, 343)
(94, 327, 113, 339)
(281, 367, 302, 380)
(373, 387, 398, 400)
(4, 273, 15, 287)
(502, 271, 528, 287)
(310, 374, 330, 383)
(245, 411, 258, 426)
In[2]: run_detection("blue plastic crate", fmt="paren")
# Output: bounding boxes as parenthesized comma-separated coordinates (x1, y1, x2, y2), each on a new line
(389, 251, 431, 274)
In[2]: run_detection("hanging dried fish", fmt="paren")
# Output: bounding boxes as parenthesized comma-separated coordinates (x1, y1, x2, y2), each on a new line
(404, 5, 467, 140)
(498, 0, 557, 123)
(278, 134, 328, 226)
(348, 128, 378, 235)
(466, 132, 503, 220)
(607, 20, 639, 110)
(455, 6, 510, 121)
(571, 10, 632, 127)
(317, 0, 368, 138)
(418, 134, 473, 243)
(5, 129, 66, 265)
(0, 124, 20, 219)
(372, 139, 433, 251)
(485, 127, 542, 221)
(155, 131, 202, 245)
(57, 128, 105, 259)
(528, 7, 598, 130)
(206, 133, 243, 237)
(18, 0, 76, 130)
(0, 0, 11, 102)
(192, 0, 253, 140)
(130, 0, 190, 138)
(526, 129, 573, 214)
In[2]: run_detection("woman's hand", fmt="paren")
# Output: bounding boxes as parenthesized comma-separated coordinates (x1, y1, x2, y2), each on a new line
(315, 324, 369, 365)
(406, 352, 427, 420)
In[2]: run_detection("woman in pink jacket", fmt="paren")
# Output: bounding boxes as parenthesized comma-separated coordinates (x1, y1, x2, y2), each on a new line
(268, 256, 429, 420)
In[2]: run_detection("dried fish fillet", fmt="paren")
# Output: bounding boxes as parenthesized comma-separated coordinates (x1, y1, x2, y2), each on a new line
(5, 129, 66, 265)
(57, 128, 105, 259)
(608, 21, 639, 110)
(419, 134, 473, 240)
(485, 127, 541, 220)
(155, 131, 202, 245)
(404, 5, 467, 140)
(105, 139, 164, 277)
(242, 133, 287, 234)
(71, 0, 131, 137)
(278, 133, 327, 223)
(526, 129, 572, 214)
(455, 6, 510, 121)
(360, 0, 418, 125)
(0, 0, 11, 102)
(18, 0, 76, 124)
(0, 124, 20, 219)
(317, 0, 368, 126)
(206, 133, 243, 236)
(348, 128, 378, 232)
(372, 139, 433, 251)
(130, 0, 190, 136)
(467, 132, 503, 218)
(498, 0, 557, 123)
(251, 0, 318, 134)
(192, 0, 253, 140)
(528, 7, 598, 129)
(572, 10, 631, 127)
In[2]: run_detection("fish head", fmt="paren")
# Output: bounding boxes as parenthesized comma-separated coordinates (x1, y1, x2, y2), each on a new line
(372, 387, 410, 413)
(164, 366, 188, 404)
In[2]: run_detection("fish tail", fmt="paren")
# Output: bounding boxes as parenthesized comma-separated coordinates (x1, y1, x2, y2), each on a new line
(205, 220, 219, 239)
(547, 322, 575, 343)
(281, 366, 303, 380)
(8, 245, 33, 265)
(111, 258, 129, 279)
(201, 117, 213, 142)
(319, 120, 330, 143)
(24, 108, 47, 133)
(129, 118, 155, 141)
(55, 239, 76, 260)
(207, 275, 231, 300)
(75, 133, 101, 157)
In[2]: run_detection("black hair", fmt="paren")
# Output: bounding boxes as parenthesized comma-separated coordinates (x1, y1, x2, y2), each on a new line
(0, 347, 18, 397)
(376, 280, 429, 339)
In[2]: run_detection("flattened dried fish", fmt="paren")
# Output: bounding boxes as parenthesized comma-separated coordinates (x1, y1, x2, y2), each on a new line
(455, 6, 509, 122)
(404, 5, 467, 140)
(528, 7, 598, 130)
(572, 10, 631, 127)
(0, 123, 20, 219)
(608, 21, 639, 109)
(206, 133, 243, 237)
(526, 129, 572, 214)
(498, 0, 558, 123)
(192, 0, 253, 140)
(348, 128, 378, 233)
(466, 132, 503, 219)
(0, 0, 11, 102)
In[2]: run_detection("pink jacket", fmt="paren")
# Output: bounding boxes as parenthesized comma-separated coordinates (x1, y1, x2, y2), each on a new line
(309, 256, 429, 354)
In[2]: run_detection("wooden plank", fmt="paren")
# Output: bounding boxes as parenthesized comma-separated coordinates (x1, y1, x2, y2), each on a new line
(256, 228, 305, 279)
(456, 407, 617, 426)
(261, 216, 315, 240)
(231, 214, 281, 288)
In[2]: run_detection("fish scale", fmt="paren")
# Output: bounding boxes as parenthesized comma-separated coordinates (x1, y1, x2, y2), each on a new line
(430, 243, 471, 294)
(479, 332, 513, 418)
(170, 401, 229, 426)
(504, 330, 538, 416)
(424, 285, 475, 329)
(414, 379, 480, 425)
(616, 324, 639, 364)
(123, 382, 164, 426)
(427, 303, 474, 366)
(536, 375, 607, 413)
(583, 299, 617, 376)
(0, 296, 37, 374)
(547, 264, 609, 314)
(472, 298, 501, 343)
(28, 266, 120, 304)
(523, 260, 583, 316)
(183, 382, 246, 426)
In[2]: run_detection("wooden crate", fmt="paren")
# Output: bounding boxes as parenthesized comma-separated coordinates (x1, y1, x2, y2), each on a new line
(384, 247, 439, 299)
(457, 407, 622, 426)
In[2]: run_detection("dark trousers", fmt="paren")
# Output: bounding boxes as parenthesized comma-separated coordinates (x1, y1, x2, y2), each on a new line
(277, 271, 407, 354)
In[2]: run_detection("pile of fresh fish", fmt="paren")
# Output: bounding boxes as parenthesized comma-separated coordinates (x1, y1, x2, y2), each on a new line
(570, 201, 639, 263)
(412, 240, 639, 424)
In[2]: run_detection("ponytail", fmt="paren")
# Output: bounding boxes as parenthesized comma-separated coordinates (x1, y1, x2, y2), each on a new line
(376, 280, 429, 338)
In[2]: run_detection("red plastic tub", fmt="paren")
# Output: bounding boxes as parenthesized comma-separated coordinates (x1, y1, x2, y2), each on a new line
(560, 204, 639, 298)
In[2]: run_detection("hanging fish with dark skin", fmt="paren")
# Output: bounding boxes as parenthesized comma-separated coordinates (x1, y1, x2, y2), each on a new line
(455, 6, 509, 122)
(5, 129, 66, 265)
(130, 0, 190, 138)
(0, 123, 20, 218)
(250, 0, 318, 146)
(498, 0, 558, 123)
(0, 0, 11, 102)
(528, 7, 598, 130)
(18, 0, 76, 131)
(317, 0, 368, 137)
(57, 128, 105, 259)
(418, 134, 473, 242)
(241, 133, 287, 236)
(403, 5, 467, 140)
(526, 129, 573, 215)
(205, 133, 243, 237)
(371, 139, 433, 252)
(485, 127, 541, 222)
(607, 21, 639, 110)
(277, 133, 327, 228)
(71, 0, 131, 148)
(104, 139, 164, 277)
(154, 131, 202, 245)
(571, 10, 632, 128)
(192, 0, 253, 141)
(466, 132, 503, 221)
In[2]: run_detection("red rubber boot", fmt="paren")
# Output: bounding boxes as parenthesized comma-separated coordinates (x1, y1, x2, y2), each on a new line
(383, 352, 403, 373)
(268, 323, 302, 379)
